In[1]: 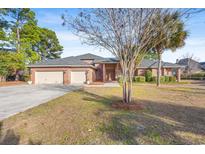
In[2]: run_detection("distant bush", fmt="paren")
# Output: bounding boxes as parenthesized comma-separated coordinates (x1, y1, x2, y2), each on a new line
(169, 76, 176, 82)
(191, 72, 205, 77)
(145, 70, 152, 82)
(134, 76, 145, 82)
(164, 76, 170, 82)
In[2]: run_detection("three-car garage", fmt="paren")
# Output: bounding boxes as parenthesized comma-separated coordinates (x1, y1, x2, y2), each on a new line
(34, 71, 87, 84)
(31, 67, 94, 85)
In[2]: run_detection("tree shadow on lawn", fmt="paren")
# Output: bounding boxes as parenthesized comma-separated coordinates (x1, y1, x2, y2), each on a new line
(168, 87, 205, 95)
(189, 80, 205, 86)
(0, 121, 20, 145)
(82, 90, 205, 144)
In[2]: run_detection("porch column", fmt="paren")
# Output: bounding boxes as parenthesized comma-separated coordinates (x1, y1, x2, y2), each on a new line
(177, 68, 181, 82)
(102, 63, 106, 82)
(162, 68, 165, 76)
(115, 63, 119, 79)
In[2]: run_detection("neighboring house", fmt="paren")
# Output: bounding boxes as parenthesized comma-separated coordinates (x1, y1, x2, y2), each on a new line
(28, 53, 182, 84)
(176, 58, 205, 75)
(200, 62, 205, 70)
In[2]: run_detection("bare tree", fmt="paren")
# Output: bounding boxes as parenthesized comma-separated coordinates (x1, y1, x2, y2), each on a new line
(62, 8, 201, 103)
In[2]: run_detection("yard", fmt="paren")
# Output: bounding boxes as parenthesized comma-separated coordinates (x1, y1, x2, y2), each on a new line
(0, 82, 205, 144)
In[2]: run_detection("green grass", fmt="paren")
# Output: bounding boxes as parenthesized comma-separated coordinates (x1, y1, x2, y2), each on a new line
(0, 83, 205, 144)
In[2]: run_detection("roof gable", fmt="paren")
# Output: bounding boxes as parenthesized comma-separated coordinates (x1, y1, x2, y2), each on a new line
(75, 53, 106, 60)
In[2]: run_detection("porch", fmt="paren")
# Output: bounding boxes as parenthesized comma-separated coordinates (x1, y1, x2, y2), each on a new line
(96, 63, 120, 82)
(95, 63, 181, 82)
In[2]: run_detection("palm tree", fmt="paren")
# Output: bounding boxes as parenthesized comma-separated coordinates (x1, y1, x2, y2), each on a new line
(152, 12, 188, 87)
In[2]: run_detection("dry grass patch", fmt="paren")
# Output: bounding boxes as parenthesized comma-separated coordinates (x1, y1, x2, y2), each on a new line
(0, 83, 205, 144)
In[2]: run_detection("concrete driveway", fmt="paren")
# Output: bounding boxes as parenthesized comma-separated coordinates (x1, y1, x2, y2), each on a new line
(0, 84, 81, 120)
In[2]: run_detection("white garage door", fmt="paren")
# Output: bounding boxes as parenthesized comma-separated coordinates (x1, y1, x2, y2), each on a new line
(35, 71, 63, 84)
(71, 71, 86, 84)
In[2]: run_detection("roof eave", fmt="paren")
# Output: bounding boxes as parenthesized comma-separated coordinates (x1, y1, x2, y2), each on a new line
(137, 66, 184, 69)
(28, 65, 97, 69)
(95, 61, 119, 64)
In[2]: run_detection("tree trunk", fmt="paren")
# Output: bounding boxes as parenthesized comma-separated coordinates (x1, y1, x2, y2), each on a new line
(127, 78, 132, 103)
(15, 26, 20, 81)
(16, 27, 20, 53)
(123, 81, 127, 103)
(122, 65, 128, 103)
(127, 64, 135, 103)
(157, 51, 162, 87)
(121, 61, 134, 103)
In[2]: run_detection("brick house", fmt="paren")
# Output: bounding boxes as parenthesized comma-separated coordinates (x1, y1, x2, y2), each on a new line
(28, 53, 182, 84)
(177, 58, 205, 75)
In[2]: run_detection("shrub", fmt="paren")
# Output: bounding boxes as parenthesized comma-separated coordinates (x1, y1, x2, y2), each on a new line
(169, 76, 176, 82)
(134, 76, 145, 82)
(160, 76, 165, 83)
(151, 76, 157, 82)
(151, 76, 166, 83)
(164, 76, 170, 82)
(145, 70, 152, 82)
(22, 74, 30, 82)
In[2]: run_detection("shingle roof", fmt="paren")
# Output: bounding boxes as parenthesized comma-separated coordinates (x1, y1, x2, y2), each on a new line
(200, 62, 205, 70)
(177, 58, 204, 71)
(75, 53, 106, 61)
(28, 53, 182, 68)
(28, 54, 96, 67)
(138, 59, 182, 68)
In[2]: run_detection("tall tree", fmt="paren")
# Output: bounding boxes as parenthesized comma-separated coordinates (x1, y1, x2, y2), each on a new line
(0, 9, 9, 49)
(0, 51, 24, 81)
(62, 8, 186, 103)
(37, 28, 63, 60)
(151, 12, 187, 87)
(20, 23, 63, 60)
(7, 8, 36, 52)
(0, 9, 63, 81)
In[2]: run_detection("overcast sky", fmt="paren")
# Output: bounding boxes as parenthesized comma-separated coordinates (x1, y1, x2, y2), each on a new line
(32, 8, 205, 62)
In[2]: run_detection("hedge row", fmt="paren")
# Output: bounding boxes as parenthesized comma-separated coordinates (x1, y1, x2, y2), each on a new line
(117, 75, 177, 83)
(181, 72, 205, 78)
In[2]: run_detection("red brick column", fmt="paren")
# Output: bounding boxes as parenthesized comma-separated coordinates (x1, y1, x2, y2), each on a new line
(63, 70, 69, 85)
(31, 68, 35, 84)
(177, 68, 181, 82)
(102, 63, 106, 82)
(115, 63, 118, 79)
(162, 68, 165, 76)
(87, 69, 93, 83)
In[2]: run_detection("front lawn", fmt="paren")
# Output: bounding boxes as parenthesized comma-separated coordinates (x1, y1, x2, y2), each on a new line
(0, 83, 205, 144)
